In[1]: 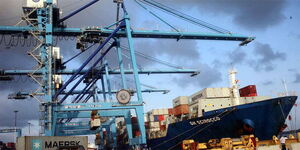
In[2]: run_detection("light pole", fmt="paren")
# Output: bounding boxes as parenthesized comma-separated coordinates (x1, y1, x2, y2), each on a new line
(28, 122, 31, 135)
(14, 110, 18, 128)
(14, 110, 18, 142)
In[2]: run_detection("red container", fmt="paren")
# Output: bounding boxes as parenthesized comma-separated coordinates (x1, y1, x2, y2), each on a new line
(6, 142, 15, 148)
(168, 108, 174, 115)
(174, 104, 189, 116)
(131, 117, 137, 124)
(239, 85, 257, 97)
(134, 131, 141, 137)
(160, 125, 166, 131)
(144, 122, 150, 129)
(158, 115, 164, 121)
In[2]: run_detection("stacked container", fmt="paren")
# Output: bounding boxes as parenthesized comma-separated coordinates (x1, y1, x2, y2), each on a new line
(173, 96, 189, 116)
(189, 88, 232, 118)
(146, 108, 170, 139)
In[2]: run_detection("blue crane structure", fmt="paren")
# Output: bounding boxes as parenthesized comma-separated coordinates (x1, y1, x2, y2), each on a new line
(0, 129, 22, 137)
(0, 0, 254, 149)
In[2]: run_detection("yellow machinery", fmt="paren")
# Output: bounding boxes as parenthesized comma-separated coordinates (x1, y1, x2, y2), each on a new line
(182, 133, 300, 150)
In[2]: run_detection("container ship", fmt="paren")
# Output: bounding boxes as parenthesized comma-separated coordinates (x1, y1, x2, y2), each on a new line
(141, 69, 297, 150)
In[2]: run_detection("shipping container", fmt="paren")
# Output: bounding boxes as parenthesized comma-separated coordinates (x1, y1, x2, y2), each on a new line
(160, 125, 166, 131)
(144, 122, 150, 129)
(288, 143, 300, 150)
(90, 118, 101, 130)
(190, 88, 231, 104)
(168, 108, 174, 115)
(144, 114, 149, 122)
(149, 115, 154, 122)
(172, 96, 189, 107)
(151, 108, 168, 115)
(131, 117, 137, 124)
(239, 85, 257, 97)
(16, 136, 88, 150)
(154, 115, 159, 121)
(134, 131, 141, 137)
(163, 108, 168, 114)
(158, 115, 164, 121)
(173, 104, 189, 116)
(257, 145, 281, 150)
(6, 142, 15, 148)
(149, 122, 160, 128)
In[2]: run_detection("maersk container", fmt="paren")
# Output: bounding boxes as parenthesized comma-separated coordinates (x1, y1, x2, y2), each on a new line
(16, 136, 88, 150)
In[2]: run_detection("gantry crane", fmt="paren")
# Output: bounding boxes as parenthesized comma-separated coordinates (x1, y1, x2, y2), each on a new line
(0, 0, 254, 149)
(0, 129, 22, 137)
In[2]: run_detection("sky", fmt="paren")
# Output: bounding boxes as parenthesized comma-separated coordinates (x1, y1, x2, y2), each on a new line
(0, 0, 300, 142)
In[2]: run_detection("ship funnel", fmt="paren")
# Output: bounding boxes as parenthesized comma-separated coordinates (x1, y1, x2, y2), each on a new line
(229, 69, 240, 105)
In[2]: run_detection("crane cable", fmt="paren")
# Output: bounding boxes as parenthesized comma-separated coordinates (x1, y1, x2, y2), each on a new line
(134, 0, 181, 34)
(139, 0, 231, 34)
(114, 42, 184, 69)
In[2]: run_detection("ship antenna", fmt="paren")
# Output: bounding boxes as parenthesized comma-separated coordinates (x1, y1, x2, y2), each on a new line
(229, 68, 240, 105)
(282, 79, 289, 96)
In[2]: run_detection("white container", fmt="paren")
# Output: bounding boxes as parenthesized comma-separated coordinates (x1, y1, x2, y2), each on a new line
(289, 143, 300, 150)
(151, 109, 168, 115)
(144, 114, 149, 122)
(160, 120, 166, 125)
(173, 96, 189, 107)
(162, 108, 168, 115)
(149, 115, 154, 122)
(152, 109, 159, 115)
(190, 88, 231, 104)
(23, 0, 58, 8)
(149, 122, 159, 128)
(17, 136, 88, 150)
(149, 128, 160, 132)
(257, 145, 281, 150)
(90, 118, 101, 129)
(52, 47, 60, 60)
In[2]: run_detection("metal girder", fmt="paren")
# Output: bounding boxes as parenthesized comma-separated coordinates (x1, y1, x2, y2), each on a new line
(0, 129, 22, 137)
(8, 89, 169, 100)
(0, 26, 255, 43)
(1, 69, 199, 75)
(57, 109, 130, 119)
(57, 119, 115, 136)
(57, 0, 100, 23)
(55, 101, 143, 112)
(57, 129, 100, 136)
(58, 122, 90, 130)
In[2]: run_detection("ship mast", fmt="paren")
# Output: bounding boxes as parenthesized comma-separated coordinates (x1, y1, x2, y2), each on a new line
(229, 69, 240, 105)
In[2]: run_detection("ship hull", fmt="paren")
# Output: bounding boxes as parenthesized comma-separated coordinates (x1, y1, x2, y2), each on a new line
(148, 96, 297, 150)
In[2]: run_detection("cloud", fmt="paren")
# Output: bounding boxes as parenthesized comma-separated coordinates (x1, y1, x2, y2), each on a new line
(228, 47, 247, 65)
(173, 62, 222, 88)
(136, 39, 200, 61)
(0, 92, 39, 127)
(262, 81, 273, 86)
(166, 0, 287, 30)
(288, 68, 297, 72)
(249, 42, 286, 71)
(294, 73, 300, 83)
